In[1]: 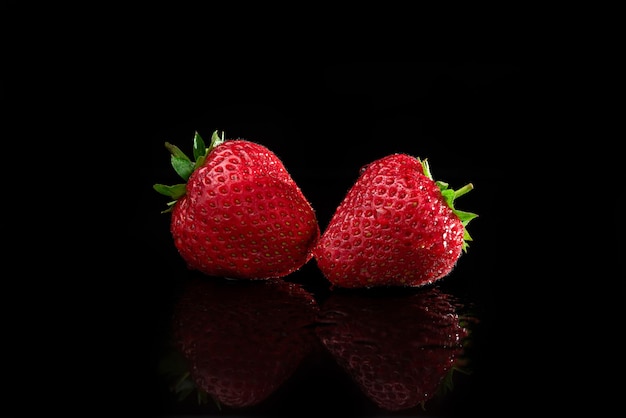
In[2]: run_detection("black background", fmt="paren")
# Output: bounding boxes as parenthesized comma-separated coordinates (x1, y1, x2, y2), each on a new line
(6, 3, 624, 414)
(143, 63, 519, 417)
(4, 58, 527, 415)
(4, 6, 559, 412)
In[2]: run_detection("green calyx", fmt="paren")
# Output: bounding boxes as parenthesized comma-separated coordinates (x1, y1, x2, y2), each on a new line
(153, 130, 225, 213)
(420, 158, 478, 253)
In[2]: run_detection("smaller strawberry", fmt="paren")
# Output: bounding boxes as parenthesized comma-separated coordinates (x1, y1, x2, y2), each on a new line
(313, 153, 477, 288)
(154, 130, 320, 279)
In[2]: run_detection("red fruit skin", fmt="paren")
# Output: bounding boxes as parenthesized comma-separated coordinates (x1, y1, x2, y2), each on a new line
(315, 287, 469, 411)
(313, 153, 465, 288)
(170, 140, 320, 279)
(172, 277, 320, 408)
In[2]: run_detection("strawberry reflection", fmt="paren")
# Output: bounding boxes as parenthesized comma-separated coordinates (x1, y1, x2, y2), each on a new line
(163, 276, 319, 409)
(315, 285, 473, 412)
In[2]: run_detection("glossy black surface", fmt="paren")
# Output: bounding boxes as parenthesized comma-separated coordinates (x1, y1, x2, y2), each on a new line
(154, 268, 482, 417)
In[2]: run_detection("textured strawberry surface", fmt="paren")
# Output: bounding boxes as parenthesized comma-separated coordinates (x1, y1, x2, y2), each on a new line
(172, 277, 320, 408)
(315, 287, 469, 411)
(314, 153, 465, 288)
(170, 140, 320, 279)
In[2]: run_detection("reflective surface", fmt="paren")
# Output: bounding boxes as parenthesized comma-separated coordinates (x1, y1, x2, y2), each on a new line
(315, 285, 473, 412)
(153, 267, 485, 417)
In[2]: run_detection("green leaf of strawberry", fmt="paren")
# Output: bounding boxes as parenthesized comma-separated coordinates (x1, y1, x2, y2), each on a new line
(154, 131, 225, 212)
(423, 159, 478, 252)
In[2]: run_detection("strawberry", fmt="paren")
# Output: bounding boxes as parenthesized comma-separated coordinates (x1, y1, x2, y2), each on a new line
(166, 276, 320, 409)
(154, 130, 320, 279)
(313, 153, 477, 288)
(315, 286, 472, 412)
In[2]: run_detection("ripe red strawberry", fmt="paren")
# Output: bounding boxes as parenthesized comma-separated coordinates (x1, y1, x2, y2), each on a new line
(315, 287, 472, 412)
(313, 153, 477, 288)
(154, 130, 320, 279)
(167, 277, 320, 409)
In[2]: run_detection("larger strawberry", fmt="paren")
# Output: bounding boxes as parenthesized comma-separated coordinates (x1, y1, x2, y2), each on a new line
(315, 286, 472, 412)
(165, 276, 320, 409)
(154, 130, 320, 279)
(313, 153, 477, 288)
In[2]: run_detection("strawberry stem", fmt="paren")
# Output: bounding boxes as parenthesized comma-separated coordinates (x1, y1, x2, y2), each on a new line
(454, 183, 473, 199)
